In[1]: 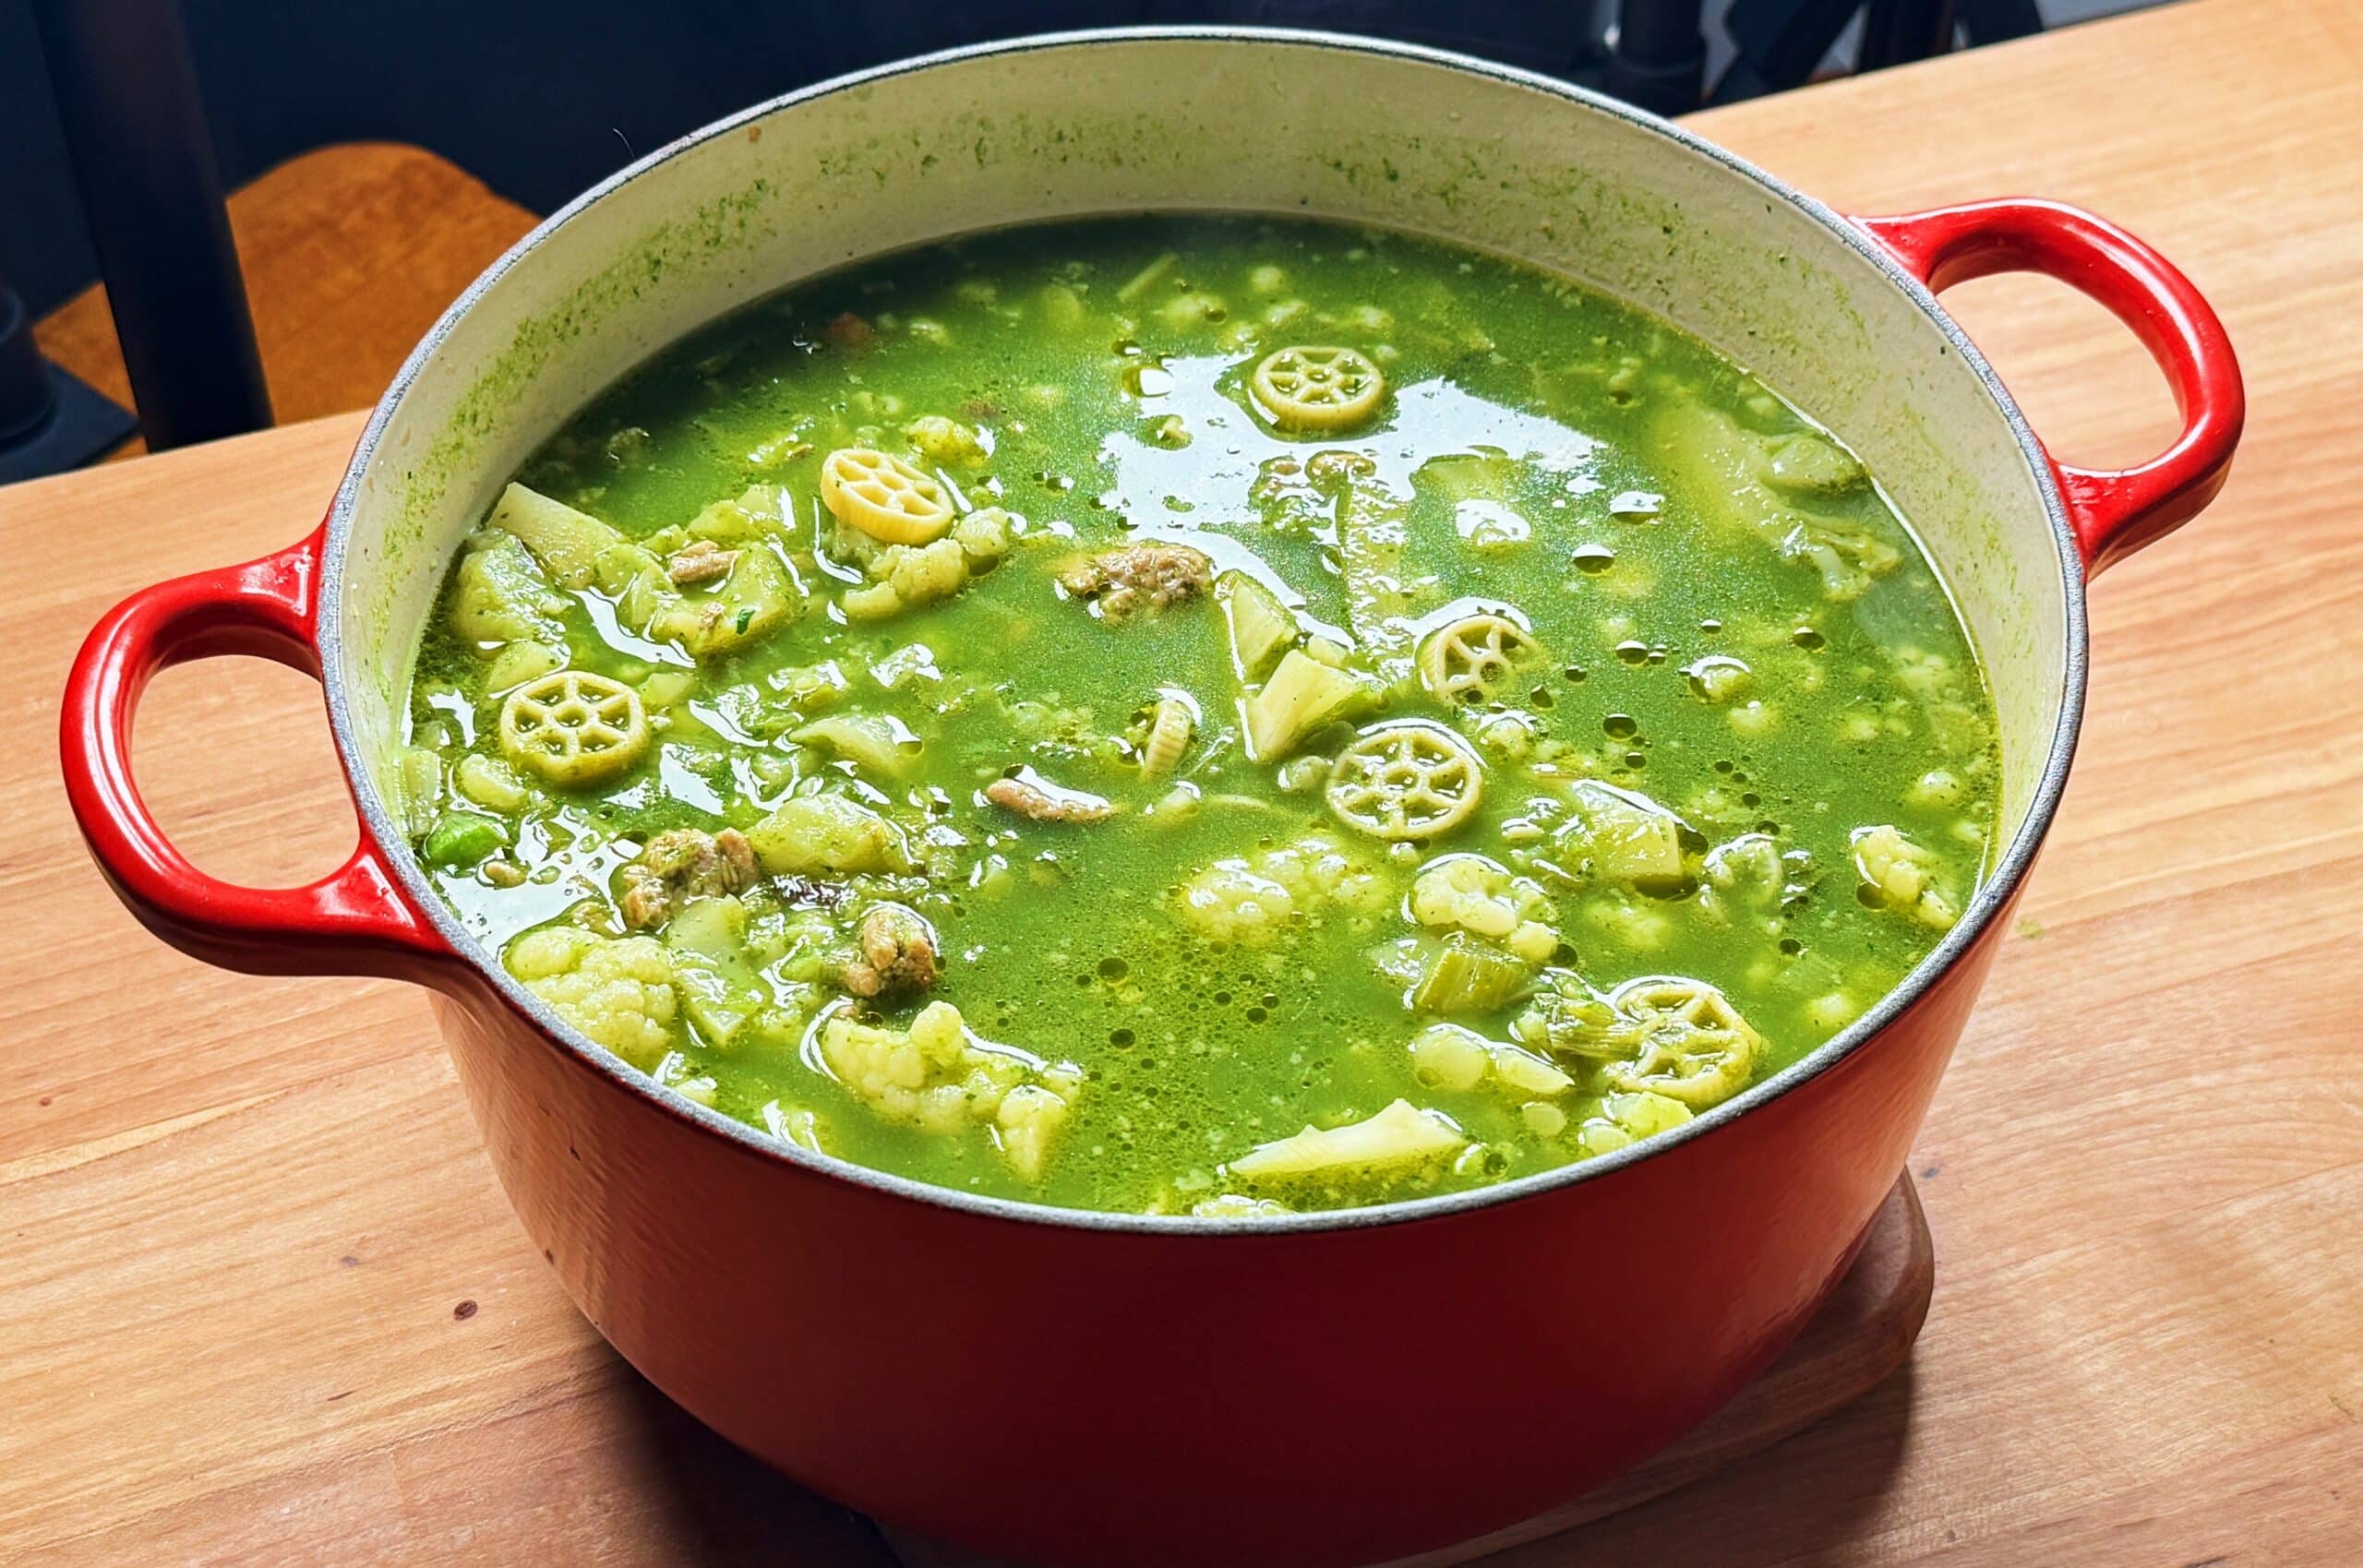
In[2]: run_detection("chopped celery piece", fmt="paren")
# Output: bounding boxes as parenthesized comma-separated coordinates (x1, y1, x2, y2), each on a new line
(1244, 649, 1369, 760)
(1218, 570, 1298, 678)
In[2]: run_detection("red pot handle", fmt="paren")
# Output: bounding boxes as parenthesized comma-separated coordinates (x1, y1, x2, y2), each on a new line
(1853, 199, 2244, 576)
(60, 526, 456, 980)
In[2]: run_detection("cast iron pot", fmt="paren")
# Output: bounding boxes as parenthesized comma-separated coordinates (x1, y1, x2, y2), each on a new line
(60, 30, 2242, 1568)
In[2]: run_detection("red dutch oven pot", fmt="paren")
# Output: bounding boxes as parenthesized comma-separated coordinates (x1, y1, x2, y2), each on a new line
(58, 31, 2241, 1568)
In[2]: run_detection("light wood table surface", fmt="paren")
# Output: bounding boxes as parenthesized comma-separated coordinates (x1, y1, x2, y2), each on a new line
(6, 0, 2360, 1562)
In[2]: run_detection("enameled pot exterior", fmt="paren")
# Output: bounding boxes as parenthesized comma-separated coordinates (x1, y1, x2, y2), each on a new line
(59, 31, 2241, 1568)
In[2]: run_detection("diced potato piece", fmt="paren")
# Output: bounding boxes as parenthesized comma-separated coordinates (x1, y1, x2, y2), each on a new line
(1229, 1099, 1464, 1180)
(484, 640, 566, 694)
(1757, 431, 1865, 497)
(1244, 649, 1369, 760)
(594, 543, 671, 628)
(638, 669, 698, 712)
(1219, 570, 1299, 678)
(650, 545, 802, 658)
(449, 533, 559, 645)
(1574, 1089, 1697, 1156)
(1565, 781, 1686, 889)
(688, 485, 788, 545)
(1492, 1044, 1573, 1096)
(793, 713, 920, 779)
(747, 795, 910, 876)
(906, 414, 990, 467)
(1646, 401, 1781, 534)
(664, 895, 767, 1046)
(490, 482, 624, 588)
(1606, 1089, 1694, 1138)
(454, 753, 532, 814)
(1408, 1023, 1492, 1092)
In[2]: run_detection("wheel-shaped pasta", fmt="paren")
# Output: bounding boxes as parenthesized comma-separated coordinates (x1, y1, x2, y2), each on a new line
(498, 670, 650, 787)
(1139, 693, 1197, 778)
(1250, 346, 1385, 433)
(819, 447, 955, 545)
(1325, 720, 1485, 842)
(1599, 976, 1761, 1108)
(1417, 613, 1541, 705)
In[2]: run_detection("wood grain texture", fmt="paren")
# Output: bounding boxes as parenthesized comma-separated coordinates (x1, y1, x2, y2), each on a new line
(5, 0, 2360, 1562)
(32, 142, 536, 459)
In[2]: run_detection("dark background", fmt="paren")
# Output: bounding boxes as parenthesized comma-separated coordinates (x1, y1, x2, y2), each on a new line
(0, 0, 1591, 317)
(2, 0, 2144, 319)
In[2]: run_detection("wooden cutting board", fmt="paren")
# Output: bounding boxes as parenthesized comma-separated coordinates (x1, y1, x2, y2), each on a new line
(886, 1179, 1933, 1568)
(6, 1, 2362, 1563)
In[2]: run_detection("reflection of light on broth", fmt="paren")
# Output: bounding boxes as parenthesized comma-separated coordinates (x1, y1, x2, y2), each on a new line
(1454, 499, 1531, 546)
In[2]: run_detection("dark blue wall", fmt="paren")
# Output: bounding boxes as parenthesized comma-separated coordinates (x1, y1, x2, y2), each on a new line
(1, 0, 1590, 316)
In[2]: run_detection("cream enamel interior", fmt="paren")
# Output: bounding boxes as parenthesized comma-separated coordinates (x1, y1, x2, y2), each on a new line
(328, 30, 2073, 1086)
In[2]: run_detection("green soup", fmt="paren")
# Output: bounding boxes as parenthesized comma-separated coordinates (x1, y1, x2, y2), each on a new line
(402, 215, 1998, 1215)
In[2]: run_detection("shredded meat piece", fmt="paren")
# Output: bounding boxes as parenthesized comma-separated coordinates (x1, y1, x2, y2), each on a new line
(776, 876, 850, 911)
(617, 828, 759, 930)
(985, 772, 1116, 824)
(667, 540, 739, 586)
(839, 904, 940, 998)
(1055, 544, 1213, 623)
(822, 311, 873, 351)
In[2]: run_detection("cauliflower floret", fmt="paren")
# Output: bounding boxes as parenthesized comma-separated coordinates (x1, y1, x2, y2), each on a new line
(837, 507, 1015, 619)
(1255, 833, 1388, 915)
(995, 1084, 1072, 1181)
(905, 413, 990, 467)
(1852, 823, 1960, 930)
(949, 505, 1014, 563)
(818, 1000, 1082, 1180)
(1228, 1099, 1464, 1182)
(1409, 854, 1560, 961)
(1176, 863, 1297, 944)
(1574, 1089, 1694, 1156)
(1173, 833, 1385, 944)
(1407, 1022, 1574, 1099)
(510, 928, 679, 1068)
(844, 538, 966, 619)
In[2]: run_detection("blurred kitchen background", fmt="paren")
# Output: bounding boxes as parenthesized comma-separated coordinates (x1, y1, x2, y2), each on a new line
(0, 0, 2163, 473)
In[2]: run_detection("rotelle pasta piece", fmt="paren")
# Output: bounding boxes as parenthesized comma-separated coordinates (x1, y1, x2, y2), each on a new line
(820, 447, 956, 544)
(1325, 720, 1485, 841)
(498, 670, 650, 786)
(1250, 345, 1385, 432)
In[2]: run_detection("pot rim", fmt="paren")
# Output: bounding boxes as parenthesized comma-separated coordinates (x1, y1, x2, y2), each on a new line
(318, 24, 2087, 1237)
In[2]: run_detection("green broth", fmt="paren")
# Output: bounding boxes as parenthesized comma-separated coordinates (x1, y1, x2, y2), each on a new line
(403, 215, 1998, 1215)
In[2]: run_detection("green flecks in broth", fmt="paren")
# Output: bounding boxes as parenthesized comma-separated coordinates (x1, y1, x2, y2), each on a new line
(402, 215, 1999, 1215)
